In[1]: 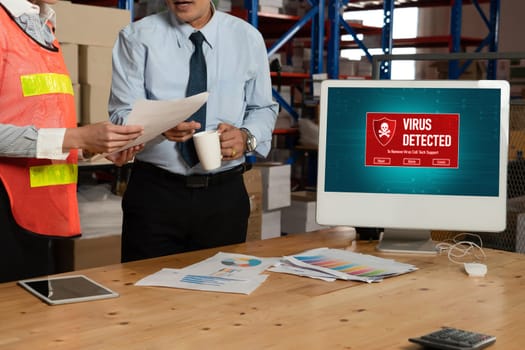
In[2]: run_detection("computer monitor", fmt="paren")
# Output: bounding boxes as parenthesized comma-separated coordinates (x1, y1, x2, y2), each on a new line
(316, 79, 510, 254)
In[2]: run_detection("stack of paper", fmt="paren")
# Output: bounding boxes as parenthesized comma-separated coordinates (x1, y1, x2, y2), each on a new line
(269, 247, 418, 283)
(135, 252, 279, 295)
(136, 248, 418, 295)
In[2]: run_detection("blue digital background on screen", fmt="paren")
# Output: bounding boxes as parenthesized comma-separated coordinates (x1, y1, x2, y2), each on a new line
(325, 87, 501, 196)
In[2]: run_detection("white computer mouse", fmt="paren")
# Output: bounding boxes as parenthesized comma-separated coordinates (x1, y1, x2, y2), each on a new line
(464, 262, 488, 277)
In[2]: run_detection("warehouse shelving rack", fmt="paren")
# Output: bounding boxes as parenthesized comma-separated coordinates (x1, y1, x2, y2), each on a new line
(104, 0, 502, 118)
(234, 0, 502, 120)
(332, 0, 501, 80)
(110, 1, 503, 81)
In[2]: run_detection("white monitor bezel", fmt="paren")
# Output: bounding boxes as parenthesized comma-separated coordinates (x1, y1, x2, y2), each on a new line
(316, 79, 510, 232)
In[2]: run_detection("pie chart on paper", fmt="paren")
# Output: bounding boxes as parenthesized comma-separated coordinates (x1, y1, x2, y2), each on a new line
(221, 257, 262, 267)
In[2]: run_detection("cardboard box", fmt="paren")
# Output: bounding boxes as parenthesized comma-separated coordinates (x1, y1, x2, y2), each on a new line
(254, 163, 291, 211)
(79, 45, 113, 86)
(52, 1, 130, 47)
(281, 191, 328, 234)
(431, 60, 487, 80)
(81, 83, 111, 124)
(73, 83, 81, 124)
(243, 168, 263, 241)
(55, 234, 121, 272)
(60, 43, 78, 84)
(246, 214, 262, 242)
(261, 210, 281, 240)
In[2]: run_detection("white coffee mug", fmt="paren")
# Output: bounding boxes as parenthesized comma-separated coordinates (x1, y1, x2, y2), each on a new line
(193, 130, 222, 171)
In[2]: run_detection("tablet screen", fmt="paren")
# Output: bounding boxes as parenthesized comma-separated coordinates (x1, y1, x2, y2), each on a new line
(18, 275, 119, 305)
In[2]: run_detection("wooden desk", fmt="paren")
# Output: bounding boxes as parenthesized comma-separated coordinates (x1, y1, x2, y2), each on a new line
(1, 227, 523, 349)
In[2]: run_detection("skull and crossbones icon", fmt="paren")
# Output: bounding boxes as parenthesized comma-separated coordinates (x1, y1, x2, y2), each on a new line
(378, 122, 391, 138)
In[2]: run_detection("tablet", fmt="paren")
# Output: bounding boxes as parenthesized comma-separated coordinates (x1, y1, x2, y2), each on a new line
(18, 275, 119, 305)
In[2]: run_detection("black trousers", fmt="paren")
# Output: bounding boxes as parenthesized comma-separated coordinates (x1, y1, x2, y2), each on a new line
(0, 181, 54, 283)
(121, 161, 251, 262)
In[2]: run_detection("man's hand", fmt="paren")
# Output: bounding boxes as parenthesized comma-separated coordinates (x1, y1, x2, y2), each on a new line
(217, 122, 246, 160)
(162, 121, 201, 142)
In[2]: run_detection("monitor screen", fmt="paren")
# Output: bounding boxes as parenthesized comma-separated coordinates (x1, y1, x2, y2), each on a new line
(316, 79, 510, 254)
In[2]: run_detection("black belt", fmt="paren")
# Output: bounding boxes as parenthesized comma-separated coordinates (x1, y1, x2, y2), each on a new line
(133, 160, 252, 189)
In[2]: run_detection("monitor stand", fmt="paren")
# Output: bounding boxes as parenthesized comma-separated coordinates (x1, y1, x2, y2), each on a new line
(376, 228, 438, 255)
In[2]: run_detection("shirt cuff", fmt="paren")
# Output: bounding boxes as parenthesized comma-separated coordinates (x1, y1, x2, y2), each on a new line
(37, 128, 69, 160)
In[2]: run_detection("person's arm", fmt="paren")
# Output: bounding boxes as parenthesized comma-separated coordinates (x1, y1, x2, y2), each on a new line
(109, 27, 148, 126)
(63, 121, 143, 155)
(240, 30, 279, 158)
(0, 122, 144, 160)
(216, 27, 279, 161)
(0, 124, 39, 158)
(0, 124, 71, 160)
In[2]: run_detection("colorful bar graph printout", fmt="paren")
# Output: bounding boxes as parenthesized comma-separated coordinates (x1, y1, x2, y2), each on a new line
(283, 248, 418, 283)
(294, 255, 386, 277)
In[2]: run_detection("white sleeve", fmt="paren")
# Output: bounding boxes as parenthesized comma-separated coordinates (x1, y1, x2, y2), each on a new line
(36, 128, 69, 160)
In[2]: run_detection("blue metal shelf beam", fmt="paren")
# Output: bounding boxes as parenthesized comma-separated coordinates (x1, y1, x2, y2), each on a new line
(327, 2, 374, 79)
(327, 0, 393, 79)
(326, 0, 341, 79)
(266, 6, 320, 56)
(117, 0, 134, 20)
(245, 0, 259, 27)
(448, 0, 500, 79)
(246, 0, 325, 122)
(379, 0, 394, 79)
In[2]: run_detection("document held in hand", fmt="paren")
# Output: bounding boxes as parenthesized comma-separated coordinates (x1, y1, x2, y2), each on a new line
(97, 92, 209, 157)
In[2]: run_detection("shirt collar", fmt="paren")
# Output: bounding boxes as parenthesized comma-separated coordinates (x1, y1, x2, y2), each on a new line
(169, 0, 218, 50)
(0, 0, 56, 26)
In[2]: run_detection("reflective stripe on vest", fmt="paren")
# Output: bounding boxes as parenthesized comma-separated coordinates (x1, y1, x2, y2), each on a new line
(29, 164, 78, 188)
(20, 73, 74, 97)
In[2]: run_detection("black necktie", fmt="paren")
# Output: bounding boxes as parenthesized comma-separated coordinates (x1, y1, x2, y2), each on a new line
(177, 31, 207, 168)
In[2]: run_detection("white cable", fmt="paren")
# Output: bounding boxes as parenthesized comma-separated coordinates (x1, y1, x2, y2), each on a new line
(435, 232, 487, 265)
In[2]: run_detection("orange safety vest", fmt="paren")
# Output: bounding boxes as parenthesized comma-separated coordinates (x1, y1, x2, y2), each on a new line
(0, 6, 80, 237)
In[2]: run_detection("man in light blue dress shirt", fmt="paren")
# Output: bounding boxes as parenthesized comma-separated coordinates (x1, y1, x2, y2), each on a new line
(110, 0, 278, 262)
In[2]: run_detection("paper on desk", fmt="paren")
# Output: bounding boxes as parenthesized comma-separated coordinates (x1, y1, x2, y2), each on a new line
(135, 268, 269, 295)
(94, 92, 208, 158)
(268, 262, 337, 282)
(277, 247, 418, 283)
(135, 252, 279, 294)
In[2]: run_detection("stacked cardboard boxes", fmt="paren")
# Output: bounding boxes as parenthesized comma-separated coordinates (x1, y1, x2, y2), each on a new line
(261, 210, 282, 240)
(78, 45, 114, 124)
(52, 1, 130, 124)
(243, 168, 264, 241)
(60, 42, 81, 123)
(253, 163, 291, 239)
(281, 191, 328, 234)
